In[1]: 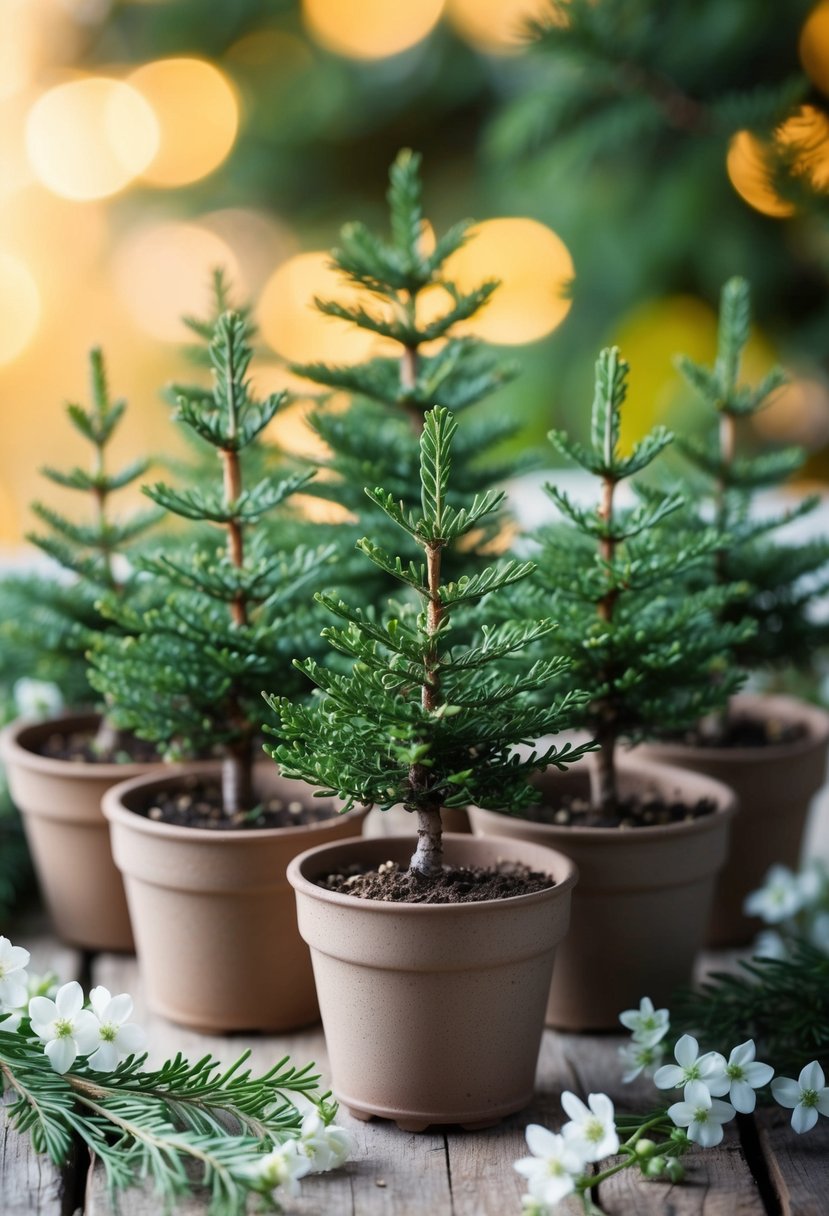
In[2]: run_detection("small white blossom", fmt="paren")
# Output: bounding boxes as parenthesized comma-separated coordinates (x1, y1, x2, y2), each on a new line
(706, 1040, 774, 1114)
(744, 865, 804, 924)
(668, 1080, 736, 1147)
(654, 1034, 727, 1096)
(296, 1110, 352, 1173)
(771, 1062, 829, 1134)
(85, 986, 146, 1072)
(520, 1195, 552, 1216)
(0, 937, 30, 1009)
(13, 678, 63, 719)
(618, 996, 670, 1047)
(560, 1091, 619, 1162)
(514, 1124, 587, 1207)
(752, 929, 788, 961)
(242, 1139, 311, 1197)
(29, 981, 99, 1073)
(619, 1038, 665, 1083)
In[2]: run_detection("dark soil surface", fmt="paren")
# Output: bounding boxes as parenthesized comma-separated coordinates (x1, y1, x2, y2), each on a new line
(671, 713, 808, 750)
(138, 776, 339, 831)
(35, 728, 161, 766)
(316, 859, 554, 903)
(522, 792, 718, 830)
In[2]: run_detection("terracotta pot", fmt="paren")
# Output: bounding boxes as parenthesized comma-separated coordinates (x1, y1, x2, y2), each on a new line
(103, 765, 369, 1033)
(0, 712, 165, 951)
(638, 693, 829, 946)
(469, 756, 735, 1031)
(287, 832, 577, 1131)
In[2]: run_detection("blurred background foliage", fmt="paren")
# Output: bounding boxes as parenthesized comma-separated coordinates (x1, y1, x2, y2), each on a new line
(3, 0, 829, 546)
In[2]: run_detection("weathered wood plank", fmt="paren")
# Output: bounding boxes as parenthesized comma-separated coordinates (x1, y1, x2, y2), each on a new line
(757, 1106, 829, 1216)
(1, 927, 82, 1216)
(86, 954, 453, 1216)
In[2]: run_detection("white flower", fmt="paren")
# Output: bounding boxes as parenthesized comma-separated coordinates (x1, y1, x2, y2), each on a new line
(752, 930, 788, 961)
(619, 1038, 666, 1083)
(85, 986, 146, 1072)
(771, 1062, 829, 1133)
(618, 996, 670, 1047)
(242, 1139, 311, 1196)
(560, 1091, 619, 1162)
(13, 678, 63, 719)
(520, 1196, 552, 1216)
(514, 1124, 587, 1207)
(810, 912, 829, 955)
(797, 861, 826, 906)
(296, 1110, 352, 1173)
(743, 865, 804, 924)
(668, 1080, 736, 1147)
(0, 937, 30, 1009)
(706, 1040, 774, 1114)
(654, 1034, 727, 1095)
(29, 981, 99, 1073)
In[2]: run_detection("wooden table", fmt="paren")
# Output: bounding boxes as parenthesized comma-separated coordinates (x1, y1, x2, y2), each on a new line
(2, 929, 826, 1216)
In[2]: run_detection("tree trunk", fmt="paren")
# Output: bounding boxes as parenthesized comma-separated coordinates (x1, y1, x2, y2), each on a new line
(589, 734, 618, 817)
(409, 805, 444, 876)
(221, 738, 255, 817)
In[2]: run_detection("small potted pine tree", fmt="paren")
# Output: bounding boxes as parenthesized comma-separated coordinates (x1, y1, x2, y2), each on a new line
(639, 278, 829, 944)
(468, 347, 739, 1029)
(0, 349, 162, 950)
(94, 311, 367, 1032)
(270, 406, 586, 1130)
(293, 148, 527, 831)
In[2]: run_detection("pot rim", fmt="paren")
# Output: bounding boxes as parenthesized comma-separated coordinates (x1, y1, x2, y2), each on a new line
(0, 712, 163, 780)
(102, 763, 369, 843)
(469, 753, 736, 845)
(286, 831, 579, 914)
(641, 692, 829, 763)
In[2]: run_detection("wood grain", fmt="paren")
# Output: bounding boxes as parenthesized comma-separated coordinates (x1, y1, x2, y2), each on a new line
(758, 1106, 829, 1216)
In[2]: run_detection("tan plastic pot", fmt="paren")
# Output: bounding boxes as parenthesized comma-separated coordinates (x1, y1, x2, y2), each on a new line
(103, 765, 369, 1033)
(469, 756, 735, 1031)
(0, 713, 165, 951)
(287, 832, 577, 1131)
(638, 694, 829, 946)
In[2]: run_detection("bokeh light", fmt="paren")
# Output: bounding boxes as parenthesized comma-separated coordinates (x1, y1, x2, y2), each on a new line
(302, 0, 445, 60)
(113, 222, 239, 342)
(442, 217, 573, 344)
(446, 0, 550, 55)
(800, 1, 829, 95)
(0, 252, 41, 364)
(777, 104, 829, 191)
(726, 130, 794, 218)
(257, 251, 376, 364)
(200, 208, 298, 296)
(127, 58, 239, 187)
(754, 376, 829, 449)
(25, 76, 159, 201)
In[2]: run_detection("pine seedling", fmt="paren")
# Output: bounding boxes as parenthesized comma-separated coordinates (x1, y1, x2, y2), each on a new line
(520, 347, 750, 814)
(3, 350, 159, 751)
(675, 277, 829, 697)
(292, 149, 524, 578)
(266, 406, 593, 875)
(90, 311, 333, 816)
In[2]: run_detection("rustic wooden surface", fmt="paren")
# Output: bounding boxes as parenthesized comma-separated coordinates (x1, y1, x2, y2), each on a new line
(1, 931, 823, 1216)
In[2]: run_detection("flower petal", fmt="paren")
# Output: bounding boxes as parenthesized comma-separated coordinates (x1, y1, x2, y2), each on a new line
(667, 1101, 693, 1128)
(88, 987, 112, 1019)
(28, 996, 57, 1028)
(728, 1041, 755, 1068)
(674, 1034, 699, 1068)
(524, 1123, 560, 1158)
(105, 994, 134, 1025)
(560, 1091, 590, 1124)
(771, 1077, 802, 1108)
(72, 1010, 102, 1054)
(799, 1061, 826, 1092)
(654, 1064, 685, 1090)
(816, 1090, 829, 1117)
(730, 1080, 757, 1114)
(791, 1103, 819, 1134)
(115, 1023, 146, 1055)
(743, 1062, 774, 1088)
(86, 1042, 119, 1072)
(693, 1119, 724, 1148)
(684, 1080, 712, 1108)
(55, 981, 84, 1019)
(45, 1037, 76, 1074)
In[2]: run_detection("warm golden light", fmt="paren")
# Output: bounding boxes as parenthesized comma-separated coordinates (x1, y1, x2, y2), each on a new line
(442, 217, 574, 344)
(0, 251, 41, 364)
(25, 76, 159, 201)
(302, 0, 445, 60)
(754, 376, 829, 448)
(257, 251, 376, 364)
(777, 104, 829, 191)
(726, 130, 794, 218)
(127, 58, 239, 188)
(446, 0, 550, 54)
(113, 222, 239, 342)
(801, 1, 829, 94)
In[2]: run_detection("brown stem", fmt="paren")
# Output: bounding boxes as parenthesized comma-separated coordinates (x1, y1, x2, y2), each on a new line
(593, 473, 619, 813)
(408, 539, 444, 873)
(221, 448, 246, 627)
(707, 410, 738, 742)
(221, 737, 255, 818)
